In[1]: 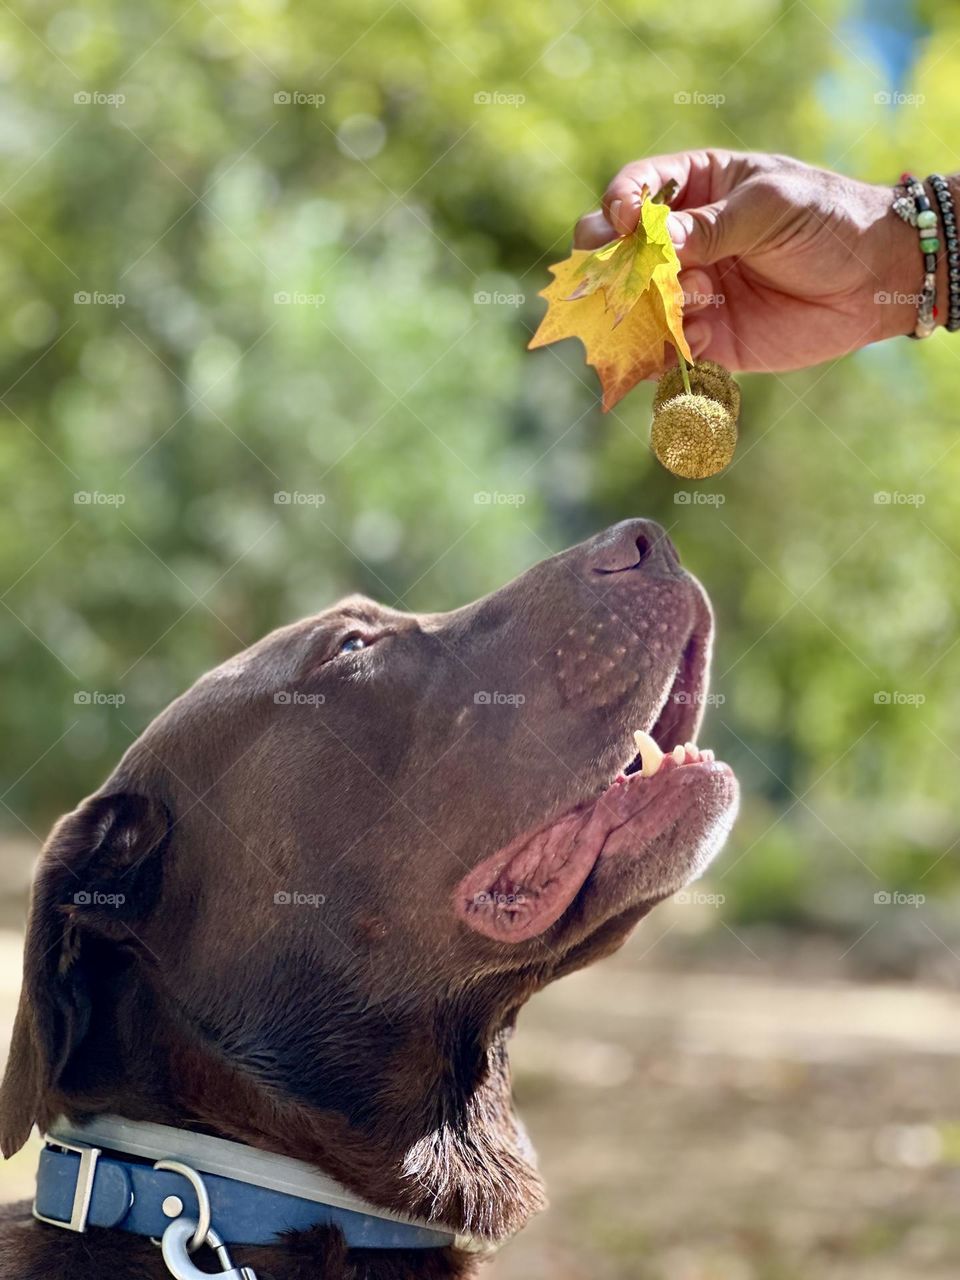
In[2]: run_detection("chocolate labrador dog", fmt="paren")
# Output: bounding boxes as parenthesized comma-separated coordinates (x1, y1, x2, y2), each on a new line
(0, 519, 737, 1279)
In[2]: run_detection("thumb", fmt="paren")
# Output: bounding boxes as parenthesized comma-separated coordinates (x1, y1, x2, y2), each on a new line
(669, 196, 760, 268)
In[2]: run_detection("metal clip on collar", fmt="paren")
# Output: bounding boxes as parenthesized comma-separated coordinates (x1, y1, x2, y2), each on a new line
(160, 1218, 256, 1280)
(153, 1160, 257, 1280)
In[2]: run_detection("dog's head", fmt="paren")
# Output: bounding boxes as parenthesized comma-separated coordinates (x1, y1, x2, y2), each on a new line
(0, 519, 737, 1238)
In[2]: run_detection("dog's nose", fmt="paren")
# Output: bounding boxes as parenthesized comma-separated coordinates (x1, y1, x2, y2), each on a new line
(587, 519, 681, 576)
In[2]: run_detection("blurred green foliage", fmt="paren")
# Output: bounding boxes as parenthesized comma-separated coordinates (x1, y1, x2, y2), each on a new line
(2, 0, 959, 935)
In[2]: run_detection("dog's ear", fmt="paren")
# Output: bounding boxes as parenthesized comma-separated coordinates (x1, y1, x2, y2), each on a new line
(0, 792, 170, 1156)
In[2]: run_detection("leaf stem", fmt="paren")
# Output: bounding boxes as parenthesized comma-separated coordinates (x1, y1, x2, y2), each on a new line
(677, 349, 692, 396)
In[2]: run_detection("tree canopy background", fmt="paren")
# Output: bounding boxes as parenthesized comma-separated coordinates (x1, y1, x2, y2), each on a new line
(2, 0, 959, 956)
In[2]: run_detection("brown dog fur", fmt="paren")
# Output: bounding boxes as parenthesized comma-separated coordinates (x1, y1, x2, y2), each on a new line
(0, 520, 736, 1278)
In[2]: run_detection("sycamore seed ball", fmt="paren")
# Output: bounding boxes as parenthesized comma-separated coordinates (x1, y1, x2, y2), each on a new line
(651, 358, 741, 479)
(653, 359, 741, 419)
(651, 393, 737, 480)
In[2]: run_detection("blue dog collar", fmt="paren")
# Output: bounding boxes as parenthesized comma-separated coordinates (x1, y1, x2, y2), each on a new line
(34, 1115, 491, 1266)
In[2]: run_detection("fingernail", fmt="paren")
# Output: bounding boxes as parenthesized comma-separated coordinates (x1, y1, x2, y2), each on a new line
(610, 199, 623, 233)
(679, 269, 710, 306)
(685, 318, 709, 351)
(667, 212, 686, 248)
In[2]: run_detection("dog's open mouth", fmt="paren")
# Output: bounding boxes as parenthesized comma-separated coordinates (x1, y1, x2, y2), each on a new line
(454, 620, 739, 945)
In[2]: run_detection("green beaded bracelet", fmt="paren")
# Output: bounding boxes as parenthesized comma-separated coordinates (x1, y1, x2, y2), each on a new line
(893, 173, 940, 338)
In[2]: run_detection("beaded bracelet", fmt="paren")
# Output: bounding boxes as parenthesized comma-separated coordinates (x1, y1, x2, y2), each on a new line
(928, 174, 960, 332)
(892, 173, 939, 338)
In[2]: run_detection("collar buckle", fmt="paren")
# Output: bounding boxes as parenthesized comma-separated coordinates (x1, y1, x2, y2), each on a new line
(33, 1138, 101, 1233)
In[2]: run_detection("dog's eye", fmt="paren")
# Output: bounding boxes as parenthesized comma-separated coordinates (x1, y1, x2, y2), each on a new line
(338, 633, 368, 655)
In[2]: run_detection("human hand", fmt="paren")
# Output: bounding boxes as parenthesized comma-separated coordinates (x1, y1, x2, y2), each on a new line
(574, 150, 926, 373)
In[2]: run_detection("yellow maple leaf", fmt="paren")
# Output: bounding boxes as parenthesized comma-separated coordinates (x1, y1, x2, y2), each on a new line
(528, 196, 691, 412)
(568, 205, 667, 324)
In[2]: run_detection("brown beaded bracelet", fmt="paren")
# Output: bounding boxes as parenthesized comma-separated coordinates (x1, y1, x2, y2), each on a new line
(928, 174, 960, 332)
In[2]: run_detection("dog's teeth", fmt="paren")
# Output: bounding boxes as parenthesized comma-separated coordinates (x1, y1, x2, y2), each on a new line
(632, 729, 664, 777)
(701, 748, 715, 762)
(672, 744, 685, 765)
(685, 742, 700, 761)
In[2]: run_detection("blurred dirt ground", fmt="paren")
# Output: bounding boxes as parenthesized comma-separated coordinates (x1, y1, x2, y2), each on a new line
(1, 839, 958, 1280)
